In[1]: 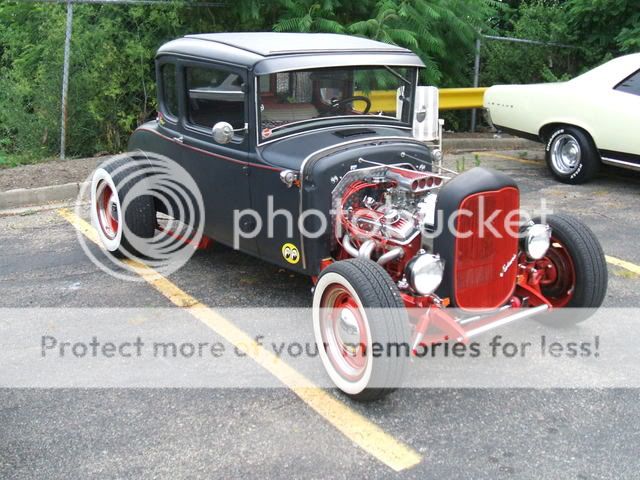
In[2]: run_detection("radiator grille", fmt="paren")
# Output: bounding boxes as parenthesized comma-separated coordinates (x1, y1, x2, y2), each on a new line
(454, 187, 519, 309)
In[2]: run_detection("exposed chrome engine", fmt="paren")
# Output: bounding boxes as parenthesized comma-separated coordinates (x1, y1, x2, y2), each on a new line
(332, 163, 449, 272)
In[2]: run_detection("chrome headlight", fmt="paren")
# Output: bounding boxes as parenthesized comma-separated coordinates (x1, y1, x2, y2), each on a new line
(405, 253, 444, 295)
(524, 224, 552, 260)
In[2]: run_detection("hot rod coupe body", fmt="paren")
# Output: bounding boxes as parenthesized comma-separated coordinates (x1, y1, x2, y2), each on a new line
(91, 33, 608, 401)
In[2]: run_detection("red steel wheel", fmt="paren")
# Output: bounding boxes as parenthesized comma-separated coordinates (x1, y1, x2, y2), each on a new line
(95, 180, 120, 241)
(537, 236, 576, 308)
(318, 284, 370, 382)
(91, 157, 156, 255)
(532, 214, 607, 324)
(313, 258, 409, 402)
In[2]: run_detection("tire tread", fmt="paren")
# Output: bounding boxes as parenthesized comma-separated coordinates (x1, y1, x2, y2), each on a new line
(534, 213, 607, 320)
(100, 157, 156, 256)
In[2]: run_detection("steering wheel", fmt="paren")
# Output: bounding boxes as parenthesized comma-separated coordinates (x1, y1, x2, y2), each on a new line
(329, 95, 372, 114)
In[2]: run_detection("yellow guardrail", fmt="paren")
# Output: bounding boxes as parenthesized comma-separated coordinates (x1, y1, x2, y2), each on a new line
(438, 87, 488, 110)
(353, 87, 487, 113)
(353, 90, 397, 113)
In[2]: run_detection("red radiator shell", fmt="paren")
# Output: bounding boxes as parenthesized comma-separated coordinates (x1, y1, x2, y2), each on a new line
(454, 187, 519, 310)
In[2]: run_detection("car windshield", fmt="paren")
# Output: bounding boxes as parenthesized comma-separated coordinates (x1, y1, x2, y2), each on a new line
(257, 66, 417, 141)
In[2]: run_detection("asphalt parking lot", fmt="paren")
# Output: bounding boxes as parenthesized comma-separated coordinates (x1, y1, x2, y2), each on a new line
(2, 149, 640, 479)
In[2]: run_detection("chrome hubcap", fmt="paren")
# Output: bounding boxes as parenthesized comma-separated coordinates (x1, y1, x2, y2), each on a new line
(551, 134, 581, 175)
(319, 284, 368, 381)
(109, 199, 119, 221)
(337, 308, 361, 356)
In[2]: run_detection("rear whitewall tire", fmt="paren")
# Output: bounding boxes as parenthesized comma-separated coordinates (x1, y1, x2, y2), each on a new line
(90, 158, 156, 257)
(91, 167, 123, 252)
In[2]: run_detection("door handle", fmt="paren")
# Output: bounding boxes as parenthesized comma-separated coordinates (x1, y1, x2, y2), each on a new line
(173, 135, 184, 144)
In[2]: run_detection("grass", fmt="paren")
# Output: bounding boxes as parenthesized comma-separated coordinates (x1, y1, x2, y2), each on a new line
(455, 155, 482, 172)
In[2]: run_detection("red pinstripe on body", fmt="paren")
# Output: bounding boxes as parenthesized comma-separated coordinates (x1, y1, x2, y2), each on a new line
(136, 127, 285, 172)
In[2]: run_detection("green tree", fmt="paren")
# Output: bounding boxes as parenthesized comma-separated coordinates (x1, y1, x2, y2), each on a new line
(274, 0, 500, 86)
(567, 0, 640, 65)
(481, 0, 575, 85)
(0, 0, 503, 160)
(11, 0, 621, 160)
(274, 0, 345, 33)
(0, 2, 231, 158)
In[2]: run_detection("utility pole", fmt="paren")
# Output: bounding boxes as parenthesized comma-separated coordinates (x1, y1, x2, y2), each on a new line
(470, 34, 574, 133)
(60, 0, 73, 159)
(50, 0, 223, 160)
(470, 36, 481, 133)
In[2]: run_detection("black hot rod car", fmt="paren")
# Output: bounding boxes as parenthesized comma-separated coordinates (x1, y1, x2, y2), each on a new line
(91, 33, 607, 401)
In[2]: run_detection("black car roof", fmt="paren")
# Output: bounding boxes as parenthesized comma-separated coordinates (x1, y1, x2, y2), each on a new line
(157, 32, 425, 74)
(186, 32, 412, 56)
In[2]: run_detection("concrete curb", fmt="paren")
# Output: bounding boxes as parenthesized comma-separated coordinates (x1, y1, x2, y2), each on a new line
(444, 137, 540, 152)
(0, 182, 89, 211)
(0, 137, 541, 212)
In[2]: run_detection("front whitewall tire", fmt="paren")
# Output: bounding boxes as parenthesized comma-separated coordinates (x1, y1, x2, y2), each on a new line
(313, 272, 374, 395)
(312, 258, 409, 402)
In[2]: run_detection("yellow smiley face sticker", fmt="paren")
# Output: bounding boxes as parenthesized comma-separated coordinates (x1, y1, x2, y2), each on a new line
(282, 243, 300, 264)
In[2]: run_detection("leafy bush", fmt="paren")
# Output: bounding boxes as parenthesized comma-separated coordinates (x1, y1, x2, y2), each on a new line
(481, 1, 576, 86)
(481, 0, 639, 86)
(0, 0, 502, 158)
(0, 2, 232, 158)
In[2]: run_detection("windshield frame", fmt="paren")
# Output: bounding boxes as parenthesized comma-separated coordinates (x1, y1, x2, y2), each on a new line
(254, 65, 419, 146)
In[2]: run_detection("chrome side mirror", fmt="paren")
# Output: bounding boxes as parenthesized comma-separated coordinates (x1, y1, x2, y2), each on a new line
(212, 122, 247, 144)
(212, 122, 235, 144)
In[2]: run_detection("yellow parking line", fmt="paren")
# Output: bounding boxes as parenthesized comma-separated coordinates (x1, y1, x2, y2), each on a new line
(474, 151, 543, 166)
(57, 208, 422, 472)
(59, 207, 100, 244)
(605, 255, 640, 275)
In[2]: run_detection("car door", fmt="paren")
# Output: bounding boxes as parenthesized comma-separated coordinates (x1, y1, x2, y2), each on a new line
(152, 60, 187, 185)
(593, 69, 640, 158)
(177, 60, 256, 253)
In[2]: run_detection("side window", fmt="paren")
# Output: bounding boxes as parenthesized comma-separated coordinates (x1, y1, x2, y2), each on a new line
(185, 66, 245, 129)
(160, 63, 178, 119)
(615, 70, 640, 96)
